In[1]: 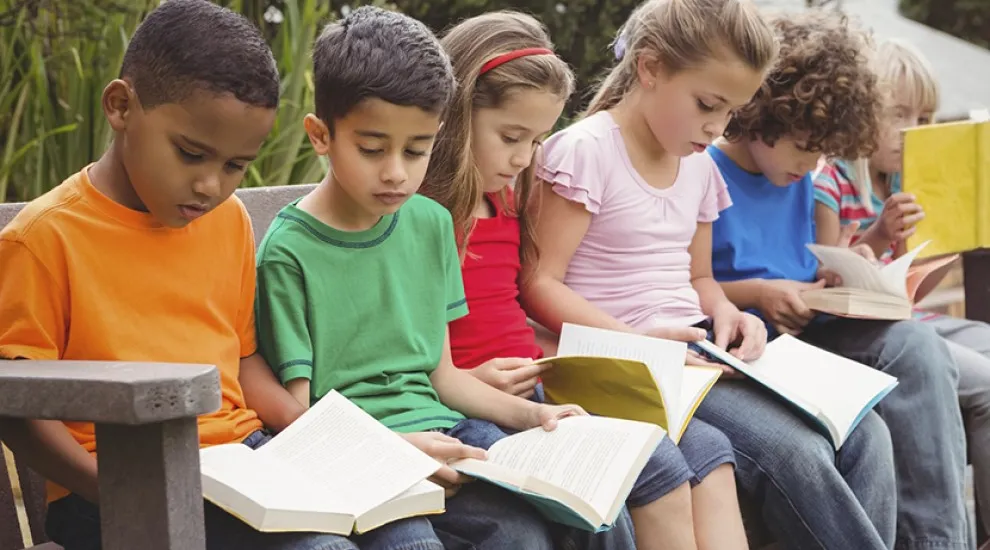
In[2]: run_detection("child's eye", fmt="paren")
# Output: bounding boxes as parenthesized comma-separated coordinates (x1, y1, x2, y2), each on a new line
(177, 147, 204, 163)
(501, 135, 521, 144)
(405, 149, 428, 158)
(358, 147, 383, 156)
(225, 162, 246, 173)
(696, 99, 715, 113)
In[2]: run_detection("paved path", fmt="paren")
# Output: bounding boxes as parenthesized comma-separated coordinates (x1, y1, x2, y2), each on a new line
(754, 0, 990, 117)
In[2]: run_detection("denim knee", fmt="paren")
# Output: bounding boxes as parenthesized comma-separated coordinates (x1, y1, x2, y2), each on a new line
(878, 321, 959, 385)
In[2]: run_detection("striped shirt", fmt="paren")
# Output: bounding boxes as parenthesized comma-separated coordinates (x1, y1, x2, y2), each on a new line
(812, 160, 937, 320)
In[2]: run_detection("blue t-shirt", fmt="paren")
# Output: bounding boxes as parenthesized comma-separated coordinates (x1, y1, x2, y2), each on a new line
(708, 146, 819, 283)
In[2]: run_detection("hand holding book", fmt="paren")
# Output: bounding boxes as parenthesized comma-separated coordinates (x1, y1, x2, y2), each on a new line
(400, 432, 486, 498)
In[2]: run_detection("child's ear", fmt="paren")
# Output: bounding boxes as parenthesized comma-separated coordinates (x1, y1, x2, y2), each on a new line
(102, 79, 136, 132)
(636, 52, 662, 90)
(304, 114, 332, 156)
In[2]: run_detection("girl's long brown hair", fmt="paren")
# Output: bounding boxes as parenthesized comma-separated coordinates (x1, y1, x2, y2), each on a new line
(585, 0, 778, 117)
(421, 11, 574, 268)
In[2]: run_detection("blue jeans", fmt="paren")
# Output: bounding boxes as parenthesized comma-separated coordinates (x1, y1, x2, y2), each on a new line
(802, 318, 971, 550)
(694, 380, 897, 549)
(45, 431, 439, 550)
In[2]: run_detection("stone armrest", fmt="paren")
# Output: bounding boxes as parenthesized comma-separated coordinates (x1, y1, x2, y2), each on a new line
(0, 360, 220, 550)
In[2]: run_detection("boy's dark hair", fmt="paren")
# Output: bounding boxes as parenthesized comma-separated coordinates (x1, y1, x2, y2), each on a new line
(724, 11, 881, 159)
(312, 6, 456, 130)
(120, 0, 279, 110)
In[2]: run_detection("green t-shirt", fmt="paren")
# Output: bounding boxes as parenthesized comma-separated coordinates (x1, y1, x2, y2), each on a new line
(255, 194, 468, 432)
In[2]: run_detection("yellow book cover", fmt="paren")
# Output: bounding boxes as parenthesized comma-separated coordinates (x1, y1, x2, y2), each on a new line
(536, 355, 720, 444)
(903, 119, 990, 258)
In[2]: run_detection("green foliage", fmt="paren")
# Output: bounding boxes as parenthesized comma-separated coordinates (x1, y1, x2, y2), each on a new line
(899, 0, 990, 50)
(0, 0, 638, 202)
(376, 0, 640, 116)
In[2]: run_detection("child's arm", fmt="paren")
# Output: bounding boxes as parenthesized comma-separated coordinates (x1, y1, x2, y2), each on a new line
(520, 184, 706, 343)
(814, 203, 844, 247)
(690, 223, 766, 360)
(0, 419, 99, 503)
(720, 279, 824, 336)
(238, 353, 307, 432)
(254, 259, 316, 410)
(431, 328, 585, 432)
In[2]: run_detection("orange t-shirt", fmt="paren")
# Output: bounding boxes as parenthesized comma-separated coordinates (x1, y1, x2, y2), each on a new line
(0, 167, 263, 501)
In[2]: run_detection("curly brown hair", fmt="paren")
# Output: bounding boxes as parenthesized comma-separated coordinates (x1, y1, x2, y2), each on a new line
(724, 11, 881, 158)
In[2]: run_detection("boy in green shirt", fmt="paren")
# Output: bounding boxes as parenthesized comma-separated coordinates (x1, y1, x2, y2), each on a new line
(256, 7, 586, 549)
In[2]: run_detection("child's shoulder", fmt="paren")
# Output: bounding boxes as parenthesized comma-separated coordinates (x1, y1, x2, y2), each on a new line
(1, 171, 89, 249)
(545, 112, 616, 149)
(402, 194, 453, 228)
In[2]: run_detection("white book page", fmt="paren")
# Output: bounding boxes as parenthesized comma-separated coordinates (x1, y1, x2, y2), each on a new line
(257, 391, 440, 516)
(484, 416, 659, 520)
(744, 336, 896, 441)
(200, 444, 348, 515)
(880, 240, 931, 292)
(806, 244, 904, 297)
(558, 323, 688, 429)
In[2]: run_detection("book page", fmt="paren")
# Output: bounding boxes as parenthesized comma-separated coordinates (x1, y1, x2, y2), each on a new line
(557, 323, 688, 430)
(483, 416, 661, 520)
(879, 240, 930, 296)
(806, 244, 905, 297)
(733, 336, 896, 444)
(200, 444, 349, 517)
(257, 391, 441, 517)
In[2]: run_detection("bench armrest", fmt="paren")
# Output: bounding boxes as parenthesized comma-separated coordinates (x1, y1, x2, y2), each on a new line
(0, 361, 220, 424)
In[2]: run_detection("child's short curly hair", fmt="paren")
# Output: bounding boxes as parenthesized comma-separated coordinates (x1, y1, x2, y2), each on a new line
(724, 11, 881, 159)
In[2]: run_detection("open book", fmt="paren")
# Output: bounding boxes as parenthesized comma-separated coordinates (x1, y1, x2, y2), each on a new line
(803, 240, 959, 320)
(452, 415, 664, 532)
(199, 391, 444, 534)
(536, 323, 720, 443)
(695, 335, 898, 448)
(903, 117, 990, 258)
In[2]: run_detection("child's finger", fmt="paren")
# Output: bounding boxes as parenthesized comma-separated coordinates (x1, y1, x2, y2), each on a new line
(430, 440, 487, 462)
(493, 357, 536, 370)
(901, 212, 925, 227)
(506, 363, 546, 384)
(509, 377, 540, 397)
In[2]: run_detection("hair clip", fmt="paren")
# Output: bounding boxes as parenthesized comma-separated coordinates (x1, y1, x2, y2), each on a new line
(614, 34, 627, 61)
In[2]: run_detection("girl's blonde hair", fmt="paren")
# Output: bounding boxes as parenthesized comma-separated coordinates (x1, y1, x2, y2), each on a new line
(585, 0, 778, 117)
(421, 11, 574, 265)
(852, 38, 940, 212)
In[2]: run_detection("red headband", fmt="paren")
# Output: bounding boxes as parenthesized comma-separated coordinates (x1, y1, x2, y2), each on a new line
(479, 48, 554, 75)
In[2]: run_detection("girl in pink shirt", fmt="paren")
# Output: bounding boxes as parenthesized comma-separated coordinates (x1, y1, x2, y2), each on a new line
(522, 2, 899, 549)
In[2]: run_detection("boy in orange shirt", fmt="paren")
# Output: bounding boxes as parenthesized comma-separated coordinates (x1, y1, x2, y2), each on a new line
(0, 1, 472, 549)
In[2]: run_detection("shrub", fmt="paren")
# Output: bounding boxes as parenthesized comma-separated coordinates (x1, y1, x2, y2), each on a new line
(899, 0, 990, 49)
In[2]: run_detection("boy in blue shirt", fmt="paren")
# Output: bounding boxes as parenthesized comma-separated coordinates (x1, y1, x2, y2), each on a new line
(708, 11, 970, 550)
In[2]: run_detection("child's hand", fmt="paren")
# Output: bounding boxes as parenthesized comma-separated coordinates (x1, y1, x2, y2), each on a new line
(756, 279, 825, 335)
(643, 325, 708, 342)
(876, 193, 924, 243)
(711, 303, 767, 362)
(470, 357, 548, 398)
(400, 432, 486, 498)
(530, 403, 587, 431)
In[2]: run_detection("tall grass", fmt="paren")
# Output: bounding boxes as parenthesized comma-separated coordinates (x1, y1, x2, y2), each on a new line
(0, 0, 330, 202)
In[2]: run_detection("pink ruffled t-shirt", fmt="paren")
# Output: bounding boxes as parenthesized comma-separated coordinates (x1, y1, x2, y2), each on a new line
(536, 112, 732, 330)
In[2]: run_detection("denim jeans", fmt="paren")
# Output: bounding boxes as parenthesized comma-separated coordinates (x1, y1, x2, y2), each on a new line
(694, 379, 897, 549)
(45, 431, 439, 550)
(924, 314, 990, 536)
(802, 317, 970, 550)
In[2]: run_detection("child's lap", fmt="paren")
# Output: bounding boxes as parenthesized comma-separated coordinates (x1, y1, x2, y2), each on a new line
(45, 492, 361, 550)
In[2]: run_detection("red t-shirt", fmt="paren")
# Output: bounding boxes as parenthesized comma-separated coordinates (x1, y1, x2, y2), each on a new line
(449, 193, 543, 369)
